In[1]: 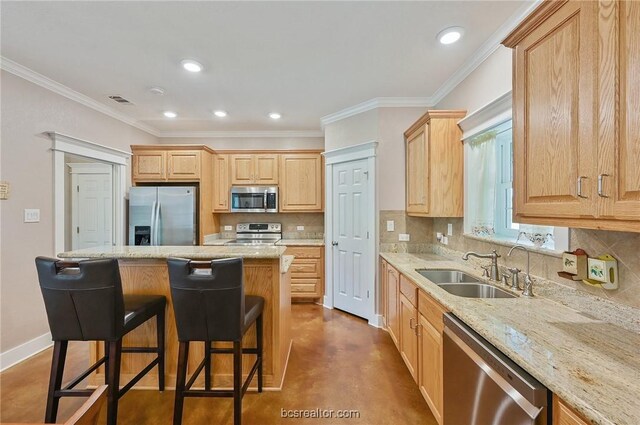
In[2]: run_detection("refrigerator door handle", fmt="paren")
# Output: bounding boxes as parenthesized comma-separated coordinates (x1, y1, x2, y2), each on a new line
(150, 201, 158, 246)
(154, 202, 161, 246)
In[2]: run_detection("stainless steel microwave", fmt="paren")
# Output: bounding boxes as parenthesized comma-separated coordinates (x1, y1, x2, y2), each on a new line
(230, 186, 278, 213)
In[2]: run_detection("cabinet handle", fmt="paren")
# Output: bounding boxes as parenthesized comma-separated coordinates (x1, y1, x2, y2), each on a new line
(415, 323, 422, 337)
(577, 176, 588, 199)
(409, 317, 415, 329)
(598, 173, 609, 198)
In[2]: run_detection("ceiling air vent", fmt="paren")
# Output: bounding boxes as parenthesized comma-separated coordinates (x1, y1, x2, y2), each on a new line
(108, 95, 133, 105)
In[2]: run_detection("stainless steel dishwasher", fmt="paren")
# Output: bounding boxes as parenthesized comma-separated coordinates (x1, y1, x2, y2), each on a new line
(443, 313, 550, 425)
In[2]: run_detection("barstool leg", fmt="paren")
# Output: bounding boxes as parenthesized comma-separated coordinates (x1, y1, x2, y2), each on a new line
(44, 340, 68, 423)
(173, 341, 189, 425)
(233, 340, 242, 425)
(106, 340, 122, 425)
(204, 341, 211, 391)
(103, 341, 109, 385)
(257, 315, 263, 393)
(157, 309, 166, 391)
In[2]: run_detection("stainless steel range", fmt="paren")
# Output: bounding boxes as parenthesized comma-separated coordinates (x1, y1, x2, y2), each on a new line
(224, 223, 282, 246)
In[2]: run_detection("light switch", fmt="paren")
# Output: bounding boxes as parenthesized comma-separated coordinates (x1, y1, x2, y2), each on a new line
(447, 223, 453, 236)
(24, 209, 40, 223)
(386, 220, 395, 232)
(399, 233, 410, 241)
(297, 225, 305, 231)
(0, 181, 9, 200)
(224, 225, 233, 231)
(442, 236, 449, 245)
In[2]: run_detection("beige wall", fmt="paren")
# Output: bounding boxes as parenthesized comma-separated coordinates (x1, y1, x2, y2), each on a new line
(0, 70, 157, 353)
(436, 46, 512, 113)
(323, 109, 378, 152)
(160, 137, 324, 151)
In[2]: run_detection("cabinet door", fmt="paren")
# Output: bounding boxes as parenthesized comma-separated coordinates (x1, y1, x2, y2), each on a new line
(280, 154, 323, 211)
(167, 151, 201, 180)
(553, 395, 589, 425)
(418, 313, 443, 425)
(399, 294, 418, 382)
(513, 1, 598, 219)
(386, 266, 400, 349)
(132, 151, 166, 181)
(255, 154, 279, 184)
(212, 154, 230, 211)
(230, 154, 254, 184)
(380, 259, 388, 328)
(599, 1, 640, 220)
(406, 126, 429, 215)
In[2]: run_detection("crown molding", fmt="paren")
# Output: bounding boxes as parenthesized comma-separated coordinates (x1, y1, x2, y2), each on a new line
(429, 0, 542, 106)
(1, 56, 160, 137)
(157, 130, 324, 139)
(320, 97, 434, 127)
(457, 91, 512, 141)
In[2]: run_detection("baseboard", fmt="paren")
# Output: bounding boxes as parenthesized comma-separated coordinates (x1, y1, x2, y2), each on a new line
(322, 295, 333, 309)
(0, 332, 53, 372)
(368, 314, 385, 328)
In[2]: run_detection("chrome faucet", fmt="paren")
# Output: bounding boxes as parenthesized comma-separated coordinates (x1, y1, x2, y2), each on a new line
(508, 245, 535, 297)
(462, 249, 501, 281)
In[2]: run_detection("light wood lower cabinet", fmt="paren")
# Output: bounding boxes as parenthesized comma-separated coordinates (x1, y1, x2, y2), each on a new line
(380, 259, 388, 328)
(286, 246, 324, 300)
(386, 264, 400, 349)
(399, 293, 418, 382)
(553, 395, 590, 425)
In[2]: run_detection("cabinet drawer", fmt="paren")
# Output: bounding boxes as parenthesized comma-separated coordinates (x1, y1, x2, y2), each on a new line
(400, 275, 418, 307)
(291, 278, 322, 297)
(290, 259, 321, 277)
(418, 290, 446, 333)
(285, 246, 322, 259)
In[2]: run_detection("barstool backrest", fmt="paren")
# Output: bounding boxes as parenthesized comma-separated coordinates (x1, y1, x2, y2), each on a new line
(167, 257, 244, 342)
(35, 257, 125, 341)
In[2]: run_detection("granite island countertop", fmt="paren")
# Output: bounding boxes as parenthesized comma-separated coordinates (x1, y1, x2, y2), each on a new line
(58, 245, 287, 260)
(380, 252, 640, 425)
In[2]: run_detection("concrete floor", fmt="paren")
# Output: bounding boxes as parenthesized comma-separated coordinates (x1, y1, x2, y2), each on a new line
(0, 303, 436, 424)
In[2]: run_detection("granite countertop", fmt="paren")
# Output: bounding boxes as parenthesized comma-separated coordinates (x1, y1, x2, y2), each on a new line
(58, 245, 287, 260)
(276, 239, 324, 246)
(380, 252, 640, 425)
(281, 255, 294, 274)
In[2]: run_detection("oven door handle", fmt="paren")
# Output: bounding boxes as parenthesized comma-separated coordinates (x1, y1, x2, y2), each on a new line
(443, 326, 544, 421)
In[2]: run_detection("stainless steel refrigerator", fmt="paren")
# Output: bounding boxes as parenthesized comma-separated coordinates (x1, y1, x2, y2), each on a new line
(128, 186, 197, 246)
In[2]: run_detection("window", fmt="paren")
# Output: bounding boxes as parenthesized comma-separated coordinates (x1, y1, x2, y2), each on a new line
(464, 119, 567, 251)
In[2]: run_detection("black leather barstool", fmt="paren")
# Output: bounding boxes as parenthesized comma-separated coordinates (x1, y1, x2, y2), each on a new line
(35, 257, 166, 425)
(167, 257, 264, 425)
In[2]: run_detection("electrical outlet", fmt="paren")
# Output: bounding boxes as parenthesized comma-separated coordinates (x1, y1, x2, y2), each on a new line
(386, 220, 395, 232)
(442, 236, 449, 245)
(447, 223, 453, 236)
(224, 225, 233, 231)
(24, 209, 40, 223)
(297, 225, 305, 231)
(398, 233, 410, 242)
(436, 232, 443, 242)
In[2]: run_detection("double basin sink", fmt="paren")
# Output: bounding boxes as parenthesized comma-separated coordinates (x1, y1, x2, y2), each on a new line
(415, 269, 516, 299)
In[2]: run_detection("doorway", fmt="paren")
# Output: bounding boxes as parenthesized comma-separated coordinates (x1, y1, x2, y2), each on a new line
(65, 156, 114, 250)
(324, 142, 377, 324)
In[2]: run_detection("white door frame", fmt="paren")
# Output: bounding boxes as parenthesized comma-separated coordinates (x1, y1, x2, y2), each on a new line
(48, 132, 131, 256)
(68, 163, 113, 250)
(323, 141, 378, 326)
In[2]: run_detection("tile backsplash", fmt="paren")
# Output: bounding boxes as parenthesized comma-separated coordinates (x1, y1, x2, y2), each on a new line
(218, 213, 324, 239)
(379, 210, 432, 254)
(431, 218, 640, 309)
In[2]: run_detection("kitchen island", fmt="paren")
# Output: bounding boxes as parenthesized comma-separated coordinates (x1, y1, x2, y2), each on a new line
(57, 245, 293, 391)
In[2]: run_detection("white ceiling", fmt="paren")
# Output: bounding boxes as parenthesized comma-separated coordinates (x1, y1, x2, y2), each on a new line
(1, 1, 530, 135)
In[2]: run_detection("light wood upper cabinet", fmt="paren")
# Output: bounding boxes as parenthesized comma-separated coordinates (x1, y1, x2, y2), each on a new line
(132, 150, 166, 181)
(405, 110, 466, 217)
(230, 154, 279, 185)
(503, 0, 640, 232)
(279, 153, 323, 212)
(212, 154, 230, 212)
(386, 264, 400, 349)
(167, 150, 201, 180)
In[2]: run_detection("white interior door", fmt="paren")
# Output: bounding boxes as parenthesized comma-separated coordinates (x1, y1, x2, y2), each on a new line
(332, 159, 370, 319)
(73, 172, 113, 249)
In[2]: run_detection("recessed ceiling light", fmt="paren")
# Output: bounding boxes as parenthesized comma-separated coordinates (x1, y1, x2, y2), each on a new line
(163, 111, 177, 118)
(437, 27, 464, 45)
(269, 112, 282, 120)
(181, 59, 203, 73)
(213, 110, 228, 118)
